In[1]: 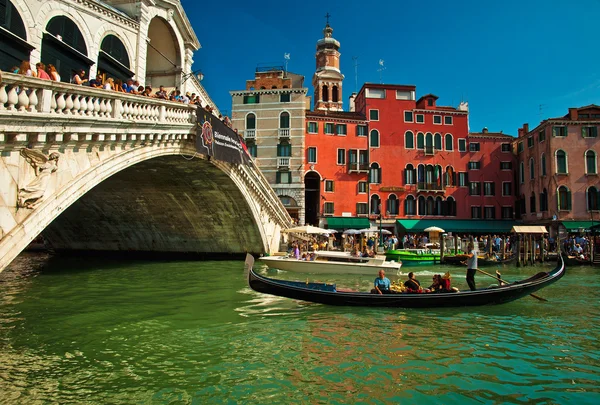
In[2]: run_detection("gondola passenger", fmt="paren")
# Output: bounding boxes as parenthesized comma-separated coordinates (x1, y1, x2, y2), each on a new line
(403, 272, 422, 293)
(371, 269, 391, 294)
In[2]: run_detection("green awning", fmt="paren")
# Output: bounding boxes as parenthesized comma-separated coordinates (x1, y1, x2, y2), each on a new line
(396, 219, 518, 234)
(561, 221, 597, 232)
(326, 217, 371, 229)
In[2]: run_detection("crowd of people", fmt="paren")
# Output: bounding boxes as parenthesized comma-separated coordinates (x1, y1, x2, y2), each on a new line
(371, 269, 457, 295)
(563, 235, 593, 259)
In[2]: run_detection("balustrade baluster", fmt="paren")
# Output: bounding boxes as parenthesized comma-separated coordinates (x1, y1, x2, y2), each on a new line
(106, 99, 113, 117)
(6, 86, 18, 111)
(93, 98, 101, 116)
(73, 94, 81, 114)
(50, 91, 57, 112)
(86, 97, 94, 116)
(99, 98, 107, 116)
(55, 93, 66, 114)
(28, 88, 38, 112)
(65, 94, 74, 114)
(0, 84, 8, 110)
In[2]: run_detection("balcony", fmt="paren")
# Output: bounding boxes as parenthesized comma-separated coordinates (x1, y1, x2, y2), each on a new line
(278, 128, 290, 138)
(417, 182, 444, 192)
(278, 157, 290, 168)
(348, 162, 370, 173)
(424, 146, 435, 156)
(245, 129, 256, 139)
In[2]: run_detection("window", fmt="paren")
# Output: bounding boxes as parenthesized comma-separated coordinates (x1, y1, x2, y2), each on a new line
(445, 134, 453, 151)
(444, 116, 453, 125)
(405, 131, 414, 149)
(530, 193, 536, 213)
(279, 112, 290, 128)
(587, 187, 599, 211)
(541, 153, 547, 176)
(458, 172, 468, 187)
(586, 150, 597, 174)
(358, 181, 367, 193)
(527, 136, 534, 148)
(365, 88, 385, 98)
(356, 125, 367, 136)
(501, 206, 513, 219)
(405, 164, 416, 184)
(519, 162, 525, 183)
(325, 180, 334, 192)
(370, 163, 381, 184)
(325, 123, 334, 134)
(500, 161, 512, 170)
(502, 182, 512, 196)
(540, 189, 548, 212)
(433, 115, 442, 124)
(337, 149, 345, 165)
(434, 133, 442, 150)
(246, 113, 256, 130)
(582, 126, 598, 138)
(356, 203, 368, 215)
(471, 206, 482, 219)
(280, 93, 290, 102)
(369, 109, 379, 121)
(558, 186, 571, 211)
(529, 158, 535, 179)
(417, 132, 424, 149)
(552, 126, 567, 137)
(387, 195, 399, 215)
(276, 171, 292, 184)
(517, 142, 524, 153)
(484, 182, 495, 196)
(277, 142, 291, 156)
(416, 114, 424, 123)
(247, 142, 257, 157)
(336, 124, 347, 136)
(556, 150, 567, 174)
(404, 111, 414, 122)
(469, 182, 481, 196)
(468, 161, 481, 170)
(396, 90, 414, 100)
(538, 129, 546, 142)
(370, 129, 380, 147)
(484, 206, 496, 219)
(446, 197, 457, 216)
(501, 143, 511, 152)
(427, 98, 434, 106)
(405, 196, 416, 215)
(307, 147, 317, 163)
(469, 142, 480, 152)
(243, 94, 260, 104)
(323, 202, 334, 215)
(307, 122, 318, 133)
(370, 195, 381, 214)
(458, 139, 466, 152)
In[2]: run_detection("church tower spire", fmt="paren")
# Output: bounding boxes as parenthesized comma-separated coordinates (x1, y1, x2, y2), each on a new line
(313, 15, 344, 111)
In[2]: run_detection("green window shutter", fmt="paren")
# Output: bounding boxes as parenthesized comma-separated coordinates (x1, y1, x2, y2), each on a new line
(566, 191, 572, 210)
(276, 172, 281, 183)
(552, 127, 557, 137)
(582, 127, 587, 138)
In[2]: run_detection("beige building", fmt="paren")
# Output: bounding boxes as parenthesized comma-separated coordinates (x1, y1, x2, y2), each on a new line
(230, 68, 309, 223)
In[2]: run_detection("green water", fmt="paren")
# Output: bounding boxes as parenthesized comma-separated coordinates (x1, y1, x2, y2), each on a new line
(0, 253, 599, 404)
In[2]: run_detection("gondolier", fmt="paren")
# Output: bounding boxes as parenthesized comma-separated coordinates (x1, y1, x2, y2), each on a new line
(465, 242, 478, 291)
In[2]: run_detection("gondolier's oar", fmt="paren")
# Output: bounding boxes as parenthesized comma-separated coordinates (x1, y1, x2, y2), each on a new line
(475, 268, 548, 302)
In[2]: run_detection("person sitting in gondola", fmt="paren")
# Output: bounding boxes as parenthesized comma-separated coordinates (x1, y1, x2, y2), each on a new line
(427, 274, 442, 293)
(403, 272, 422, 293)
(371, 269, 392, 294)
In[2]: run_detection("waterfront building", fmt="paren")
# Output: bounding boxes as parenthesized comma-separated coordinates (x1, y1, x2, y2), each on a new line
(230, 68, 309, 222)
(514, 105, 600, 237)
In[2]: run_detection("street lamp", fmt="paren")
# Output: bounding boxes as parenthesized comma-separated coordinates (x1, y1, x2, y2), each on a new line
(182, 69, 204, 83)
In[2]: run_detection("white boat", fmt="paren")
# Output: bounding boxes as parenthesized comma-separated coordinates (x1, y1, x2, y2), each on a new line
(258, 251, 402, 275)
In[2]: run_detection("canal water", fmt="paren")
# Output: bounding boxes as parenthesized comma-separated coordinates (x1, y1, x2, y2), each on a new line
(0, 253, 598, 404)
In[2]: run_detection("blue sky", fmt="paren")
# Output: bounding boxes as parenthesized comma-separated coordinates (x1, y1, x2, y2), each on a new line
(182, 0, 599, 135)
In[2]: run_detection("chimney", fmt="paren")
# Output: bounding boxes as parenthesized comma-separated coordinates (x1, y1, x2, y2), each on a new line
(348, 92, 357, 112)
(523, 123, 529, 134)
(482, 127, 488, 133)
(568, 108, 578, 120)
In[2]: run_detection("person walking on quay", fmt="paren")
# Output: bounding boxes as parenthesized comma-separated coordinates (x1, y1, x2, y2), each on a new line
(464, 242, 478, 291)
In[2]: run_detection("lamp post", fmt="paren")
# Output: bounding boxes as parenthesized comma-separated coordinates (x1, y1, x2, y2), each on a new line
(182, 69, 204, 83)
(378, 204, 383, 248)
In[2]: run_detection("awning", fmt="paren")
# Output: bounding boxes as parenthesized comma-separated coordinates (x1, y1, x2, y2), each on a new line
(561, 221, 597, 232)
(511, 226, 548, 234)
(396, 219, 518, 234)
(326, 217, 371, 229)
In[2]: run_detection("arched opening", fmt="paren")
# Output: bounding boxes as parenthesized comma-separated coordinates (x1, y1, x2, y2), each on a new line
(445, 166, 455, 186)
(405, 195, 416, 215)
(529, 158, 535, 180)
(417, 164, 425, 183)
(42, 16, 92, 83)
(370, 129, 380, 147)
(418, 195, 425, 215)
(435, 196, 443, 216)
(332, 85, 339, 102)
(541, 153, 547, 176)
(445, 133, 453, 151)
(426, 196, 434, 215)
(279, 195, 299, 221)
(404, 164, 415, 184)
(588, 186, 599, 211)
(246, 113, 256, 130)
(279, 111, 290, 129)
(586, 150, 597, 174)
(98, 34, 133, 82)
(146, 17, 181, 88)
(557, 186, 571, 211)
(370, 163, 381, 184)
(322, 85, 329, 102)
(417, 132, 424, 149)
(540, 188, 548, 212)
(434, 133, 442, 150)
(387, 194, 399, 215)
(556, 150, 567, 174)
(370, 194, 381, 215)
(446, 197, 456, 216)
(425, 133, 433, 149)
(0, 0, 32, 70)
(304, 172, 321, 225)
(530, 192, 536, 213)
(405, 131, 414, 148)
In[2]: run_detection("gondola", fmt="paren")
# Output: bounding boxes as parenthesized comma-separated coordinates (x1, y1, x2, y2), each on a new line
(442, 254, 516, 267)
(246, 254, 565, 308)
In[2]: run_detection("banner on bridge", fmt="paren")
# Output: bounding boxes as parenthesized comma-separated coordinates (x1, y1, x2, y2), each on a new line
(195, 108, 251, 165)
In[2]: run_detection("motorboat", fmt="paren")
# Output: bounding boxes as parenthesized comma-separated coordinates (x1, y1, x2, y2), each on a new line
(385, 249, 441, 266)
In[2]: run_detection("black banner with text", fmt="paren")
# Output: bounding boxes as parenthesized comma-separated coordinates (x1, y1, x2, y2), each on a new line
(195, 108, 251, 165)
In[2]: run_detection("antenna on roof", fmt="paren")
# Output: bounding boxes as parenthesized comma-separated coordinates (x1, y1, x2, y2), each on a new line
(539, 104, 545, 122)
(377, 59, 386, 84)
(284, 53, 290, 76)
(352, 56, 359, 93)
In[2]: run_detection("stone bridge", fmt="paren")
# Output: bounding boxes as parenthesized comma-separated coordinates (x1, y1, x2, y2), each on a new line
(0, 72, 291, 273)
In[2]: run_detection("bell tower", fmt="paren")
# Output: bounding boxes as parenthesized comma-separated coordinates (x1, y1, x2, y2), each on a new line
(313, 14, 344, 111)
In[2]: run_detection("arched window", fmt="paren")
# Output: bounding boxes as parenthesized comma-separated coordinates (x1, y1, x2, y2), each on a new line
(556, 150, 567, 174)
(418, 195, 426, 215)
(434, 133, 442, 150)
(322, 85, 329, 102)
(277, 140, 291, 157)
(425, 132, 433, 149)
(426, 196, 434, 215)
(42, 16, 90, 83)
(519, 162, 525, 184)
(370, 194, 381, 215)
(435, 197, 443, 216)
(417, 164, 425, 183)
(540, 188, 548, 212)
(541, 153, 546, 176)
(558, 186, 571, 211)
(271, 85, 277, 89)
(405, 164, 416, 185)
(445, 166, 455, 186)
(405, 131, 414, 149)
(370, 163, 381, 184)
(588, 186, 599, 211)
(445, 133, 453, 151)
(279, 112, 290, 128)
(417, 132, 424, 149)
(387, 194, 399, 215)
(246, 113, 256, 129)
(585, 150, 597, 174)
(370, 129, 380, 147)
(332, 86, 339, 102)
(425, 165, 434, 185)
(446, 197, 456, 216)
(435, 165, 443, 187)
(530, 192, 536, 213)
(99, 34, 131, 80)
(529, 158, 535, 180)
(0, 0, 29, 70)
(405, 195, 416, 215)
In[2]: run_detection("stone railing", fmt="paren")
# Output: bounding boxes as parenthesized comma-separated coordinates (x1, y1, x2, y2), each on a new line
(0, 72, 197, 127)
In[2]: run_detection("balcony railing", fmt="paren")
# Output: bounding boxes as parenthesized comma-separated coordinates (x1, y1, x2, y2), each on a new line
(278, 157, 290, 168)
(417, 182, 444, 191)
(348, 162, 370, 173)
(278, 128, 290, 138)
(245, 129, 256, 139)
